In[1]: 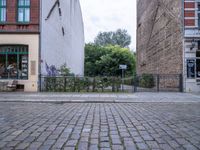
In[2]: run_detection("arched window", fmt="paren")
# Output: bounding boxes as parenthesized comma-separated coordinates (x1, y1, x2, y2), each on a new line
(0, 0, 6, 22)
(18, 0, 30, 23)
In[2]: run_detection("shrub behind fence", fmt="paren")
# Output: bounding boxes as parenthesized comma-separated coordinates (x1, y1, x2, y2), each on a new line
(40, 74, 183, 93)
(40, 76, 134, 93)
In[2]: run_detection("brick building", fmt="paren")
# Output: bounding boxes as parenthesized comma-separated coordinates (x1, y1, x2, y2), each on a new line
(0, 0, 40, 91)
(137, 0, 200, 92)
(0, 0, 85, 92)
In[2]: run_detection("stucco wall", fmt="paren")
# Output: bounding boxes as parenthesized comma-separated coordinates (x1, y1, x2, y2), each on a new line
(0, 34, 39, 92)
(41, 0, 85, 76)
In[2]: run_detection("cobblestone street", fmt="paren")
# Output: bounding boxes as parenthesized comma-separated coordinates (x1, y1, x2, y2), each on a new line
(0, 102, 200, 150)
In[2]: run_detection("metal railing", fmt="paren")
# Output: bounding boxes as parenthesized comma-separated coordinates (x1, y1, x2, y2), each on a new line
(40, 76, 134, 93)
(133, 74, 183, 92)
(40, 74, 183, 93)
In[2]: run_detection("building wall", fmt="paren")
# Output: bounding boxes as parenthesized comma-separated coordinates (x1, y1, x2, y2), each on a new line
(0, 0, 40, 92)
(137, 0, 183, 75)
(0, 34, 39, 92)
(41, 0, 85, 76)
(0, 0, 40, 33)
(184, 0, 200, 93)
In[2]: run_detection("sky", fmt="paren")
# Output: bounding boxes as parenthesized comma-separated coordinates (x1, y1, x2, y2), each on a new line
(79, 0, 137, 51)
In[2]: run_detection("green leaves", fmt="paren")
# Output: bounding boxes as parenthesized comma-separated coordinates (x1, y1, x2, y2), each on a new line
(94, 29, 131, 48)
(84, 44, 136, 77)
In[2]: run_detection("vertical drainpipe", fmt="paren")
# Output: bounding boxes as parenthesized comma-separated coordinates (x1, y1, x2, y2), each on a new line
(38, 0, 42, 92)
(182, 0, 186, 92)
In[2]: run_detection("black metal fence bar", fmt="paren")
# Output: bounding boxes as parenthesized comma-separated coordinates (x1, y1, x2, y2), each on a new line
(40, 74, 183, 93)
(134, 74, 183, 92)
(40, 76, 134, 93)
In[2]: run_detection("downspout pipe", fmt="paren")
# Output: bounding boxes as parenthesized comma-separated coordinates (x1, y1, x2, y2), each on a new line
(182, 0, 186, 92)
(38, 0, 42, 92)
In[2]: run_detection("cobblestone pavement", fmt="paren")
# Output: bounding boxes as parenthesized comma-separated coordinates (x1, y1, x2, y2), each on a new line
(0, 102, 200, 150)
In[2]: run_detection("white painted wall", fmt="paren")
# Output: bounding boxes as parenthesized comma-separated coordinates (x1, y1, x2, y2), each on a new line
(41, 0, 85, 76)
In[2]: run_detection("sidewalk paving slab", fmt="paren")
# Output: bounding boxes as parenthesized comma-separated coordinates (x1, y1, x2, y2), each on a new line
(0, 92, 200, 103)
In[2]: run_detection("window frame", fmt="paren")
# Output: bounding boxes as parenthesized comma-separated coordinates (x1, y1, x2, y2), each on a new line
(0, 45, 29, 80)
(196, 58, 200, 78)
(17, 0, 31, 23)
(0, 0, 6, 23)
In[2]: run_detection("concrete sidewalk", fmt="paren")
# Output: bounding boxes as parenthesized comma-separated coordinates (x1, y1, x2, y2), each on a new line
(0, 92, 200, 103)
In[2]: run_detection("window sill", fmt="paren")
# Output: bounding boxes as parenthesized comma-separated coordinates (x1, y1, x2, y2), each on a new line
(16, 22, 30, 25)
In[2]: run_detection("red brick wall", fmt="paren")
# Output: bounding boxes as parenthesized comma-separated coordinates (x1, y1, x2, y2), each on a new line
(184, 1, 195, 27)
(185, 19, 195, 26)
(184, 11, 195, 17)
(0, 0, 40, 33)
(184, 2, 195, 8)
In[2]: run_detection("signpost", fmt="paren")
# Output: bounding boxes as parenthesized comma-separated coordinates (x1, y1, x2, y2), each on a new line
(119, 65, 127, 91)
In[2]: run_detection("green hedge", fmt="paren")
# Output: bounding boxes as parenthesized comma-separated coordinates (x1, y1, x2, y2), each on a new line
(43, 76, 133, 92)
(139, 74, 155, 88)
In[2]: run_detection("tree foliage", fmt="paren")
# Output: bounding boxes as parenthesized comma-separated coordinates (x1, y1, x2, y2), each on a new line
(59, 63, 74, 76)
(94, 29, 131, 48)
(85, 44, 136, 77)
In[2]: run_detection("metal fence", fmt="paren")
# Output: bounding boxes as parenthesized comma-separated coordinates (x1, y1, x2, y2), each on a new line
(40, 74, 183, 93)
(40, 76, 134, 93)
(134, 74, 183, 92)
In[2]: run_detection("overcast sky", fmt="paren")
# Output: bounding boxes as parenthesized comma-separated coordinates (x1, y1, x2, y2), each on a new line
(80, 0, 137, 51)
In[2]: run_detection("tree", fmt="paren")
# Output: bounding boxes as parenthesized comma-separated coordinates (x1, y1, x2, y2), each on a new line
(94, 29, 131, 48)
(84, 44, 136, 77)
(59, 63, 74, 76)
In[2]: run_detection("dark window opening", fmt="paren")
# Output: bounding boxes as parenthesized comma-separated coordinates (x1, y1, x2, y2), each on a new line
(197, 51, 200, 57)
(187, 59, 195, 79)
(197, 59, 200, 78)
(198, 3, 200, 11)
(198, 41, 200, 50)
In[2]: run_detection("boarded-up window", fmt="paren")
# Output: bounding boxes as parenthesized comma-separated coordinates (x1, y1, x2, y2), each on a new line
(31, 61, 36, 75)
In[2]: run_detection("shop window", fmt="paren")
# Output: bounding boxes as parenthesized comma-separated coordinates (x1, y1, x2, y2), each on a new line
(197, 59, 200, 78)
(187, 59, 195, 79)
(198, 3, 200, 11)
(0, 45, 28, 80)
(18, 0, 30, 23)
(0, 0, 6, 22)
(198, 14, 200, 28)
(198, 41, 200, 50)
(197, 51, 200, 57)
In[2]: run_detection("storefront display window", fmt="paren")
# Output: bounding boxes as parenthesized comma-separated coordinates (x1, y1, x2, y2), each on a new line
(187, 59, 195, 79)
(197, 59, 200, 78)
(0, 45, 28, 79)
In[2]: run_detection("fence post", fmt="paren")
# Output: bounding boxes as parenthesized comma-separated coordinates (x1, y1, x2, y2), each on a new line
(39, 74, 42, 92)
(179, 74, 183, 92)
(112, 77, 115, 92)
(92, 77, 96, 92)
(45, 77, 48, 92)
(64, 77, 66, 92)
(73, 77, 76, 92)
(157, 74, 160, 92)
(134, 75, 137, 92)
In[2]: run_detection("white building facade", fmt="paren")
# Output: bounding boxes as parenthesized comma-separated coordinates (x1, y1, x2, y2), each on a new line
(41, 0, 85, 76)
(0, 0, 85, 92)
